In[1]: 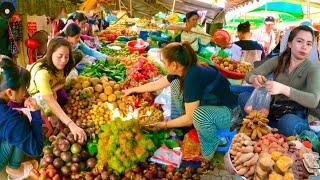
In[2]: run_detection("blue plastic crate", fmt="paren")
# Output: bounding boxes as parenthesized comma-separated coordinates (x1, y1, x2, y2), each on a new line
(230, 85, 254, 94)
(216, 129, 236, 153)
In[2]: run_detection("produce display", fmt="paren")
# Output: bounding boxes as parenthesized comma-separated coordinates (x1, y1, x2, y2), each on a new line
(31, 14, 319, 180)
(99, 25, 137, 37)
(64, 76, 98, 121)
(253, 133, 289, 154)
(80, 60, 127, 82)
(127, 57, 158, 81)
(212, 56, 252, 78)
(229, 133, 258, 179)
(138, 105, 164, 126)
(39, 128, 97, 179)
(98, 46, 131, 58)
(96, 119, 155, 174)
(254, 152, 294, 180)
(239, 111, 270, 140)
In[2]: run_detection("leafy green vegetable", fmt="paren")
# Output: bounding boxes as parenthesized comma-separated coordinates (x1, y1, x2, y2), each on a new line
(80, 60, 127, 82)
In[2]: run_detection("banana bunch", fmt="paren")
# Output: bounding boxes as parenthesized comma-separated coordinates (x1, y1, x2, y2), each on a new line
(165, 13, 179, 24)
(240, 111, 270, 140)
(79, 0, 98, 12)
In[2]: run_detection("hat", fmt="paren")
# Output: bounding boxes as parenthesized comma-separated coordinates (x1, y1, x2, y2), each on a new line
(264, 16, 275, 24)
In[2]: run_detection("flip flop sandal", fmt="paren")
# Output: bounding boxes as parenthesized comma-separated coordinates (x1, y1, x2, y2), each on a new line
(7, 160, 38, 180)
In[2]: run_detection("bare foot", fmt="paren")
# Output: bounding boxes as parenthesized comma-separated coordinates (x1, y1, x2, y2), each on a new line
(6, 160, 38, 179)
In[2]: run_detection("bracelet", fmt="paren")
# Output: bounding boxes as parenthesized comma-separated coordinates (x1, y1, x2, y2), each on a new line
(165, 121, 168, 129)
(66, 120, 73, 127)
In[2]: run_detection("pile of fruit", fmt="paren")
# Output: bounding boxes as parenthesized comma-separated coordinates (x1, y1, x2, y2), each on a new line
(239, 111, 270, 140)
(64, 76, 99, 121)
(99, 24, 137, 36)
(229, 133, 258, 179)
(254, 152, 294, 180)
(96, 119, 155, 174)
(127, 57, 158, 81)
(137, 105, 164, 126)
(212, 56, 252, 74)
(39, 129, 97, 179)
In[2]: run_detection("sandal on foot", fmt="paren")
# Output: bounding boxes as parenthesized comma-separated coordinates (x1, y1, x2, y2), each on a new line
(7, 160, 38, 180)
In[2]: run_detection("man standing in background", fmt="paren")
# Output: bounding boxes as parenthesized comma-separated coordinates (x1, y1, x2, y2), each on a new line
(253, 16, 276, 56)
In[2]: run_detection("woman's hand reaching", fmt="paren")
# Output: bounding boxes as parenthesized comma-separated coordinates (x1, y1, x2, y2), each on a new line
(68, 122, 87, 144)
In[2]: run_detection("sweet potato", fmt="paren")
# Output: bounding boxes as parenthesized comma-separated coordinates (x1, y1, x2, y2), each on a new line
(242, 146, 254, 153)
(244, 153, 259, 166)
(237, 166, 249, 176)
(235, 152, 255, 165)
(245, 165, 255, 178)
(236, 164, 244, 171)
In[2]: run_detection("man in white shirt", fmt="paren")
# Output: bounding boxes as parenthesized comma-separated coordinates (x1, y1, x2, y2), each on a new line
(252, 16, 276, 55)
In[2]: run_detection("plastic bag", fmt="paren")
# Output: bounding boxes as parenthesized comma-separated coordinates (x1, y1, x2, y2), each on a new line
(182, 129, 202, 161)
(244, 87, 271, 116)
(154, 86, 171, 120)
(149, 146, 182, 167)
(298, 130, 320, 152)
(33, 93, 52, 116)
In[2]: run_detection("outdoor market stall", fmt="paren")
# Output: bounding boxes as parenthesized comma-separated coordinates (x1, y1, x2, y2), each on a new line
(1, 0, 320, 179)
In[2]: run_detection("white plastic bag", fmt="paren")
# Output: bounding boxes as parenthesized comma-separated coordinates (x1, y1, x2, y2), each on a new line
(154, 87, 171, 120)
(149, 146, 182, 167)
(244, 87, 271, 116)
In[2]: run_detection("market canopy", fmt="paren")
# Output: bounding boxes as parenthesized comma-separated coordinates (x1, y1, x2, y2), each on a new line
(225, 0, 320, 30)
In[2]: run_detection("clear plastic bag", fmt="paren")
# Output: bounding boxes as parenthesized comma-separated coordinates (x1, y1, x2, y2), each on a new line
(244, 87, 271, 116)
(182, 129, 202, 161)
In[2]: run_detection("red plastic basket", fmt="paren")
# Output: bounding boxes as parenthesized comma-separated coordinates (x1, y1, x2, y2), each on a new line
(212, 60, 246, 80)
(127, 40, 148, 54)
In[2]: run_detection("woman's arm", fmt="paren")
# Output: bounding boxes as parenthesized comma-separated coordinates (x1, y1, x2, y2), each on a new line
(43, 95, 72, 125)
(265, 65, 320, 108)
(166, 24, 187, 31)
(43, 95, 87, 142)
(78, 40, 108, 60)
(123, 76, 170, 96)
(147, 101, 200, 130)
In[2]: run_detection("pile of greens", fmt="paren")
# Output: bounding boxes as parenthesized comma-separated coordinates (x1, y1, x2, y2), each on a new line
(80, 60, 127, 82)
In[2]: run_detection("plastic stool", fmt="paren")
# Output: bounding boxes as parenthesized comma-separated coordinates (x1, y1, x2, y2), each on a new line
(216, 129, 236, 153)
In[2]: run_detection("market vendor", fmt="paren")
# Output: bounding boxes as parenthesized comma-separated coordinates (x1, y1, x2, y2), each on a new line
(166, 10, 211, 52)
(0, 55, 43, 179)
(63, 23, 109, 61)
(123, 41, 238, 160)
(234, 21, 265, 64)
(240, 25, 320, 136)
(28, 37, 87, 143)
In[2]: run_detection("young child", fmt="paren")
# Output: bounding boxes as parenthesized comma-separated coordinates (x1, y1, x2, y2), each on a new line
(0, 55, 43, 179)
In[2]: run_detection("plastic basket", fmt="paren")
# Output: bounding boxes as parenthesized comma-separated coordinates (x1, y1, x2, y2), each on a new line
(216, 129, 236, 153)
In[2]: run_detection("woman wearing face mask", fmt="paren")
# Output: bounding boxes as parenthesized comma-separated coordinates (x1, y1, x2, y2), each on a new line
(123, 42, 237, 160)
(240, 25, 320, 136)
(166, 10, 211, 52)
(28, 37, 87, 143)
(63, 23, 109, 61)
(0, 55, 43, 179)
